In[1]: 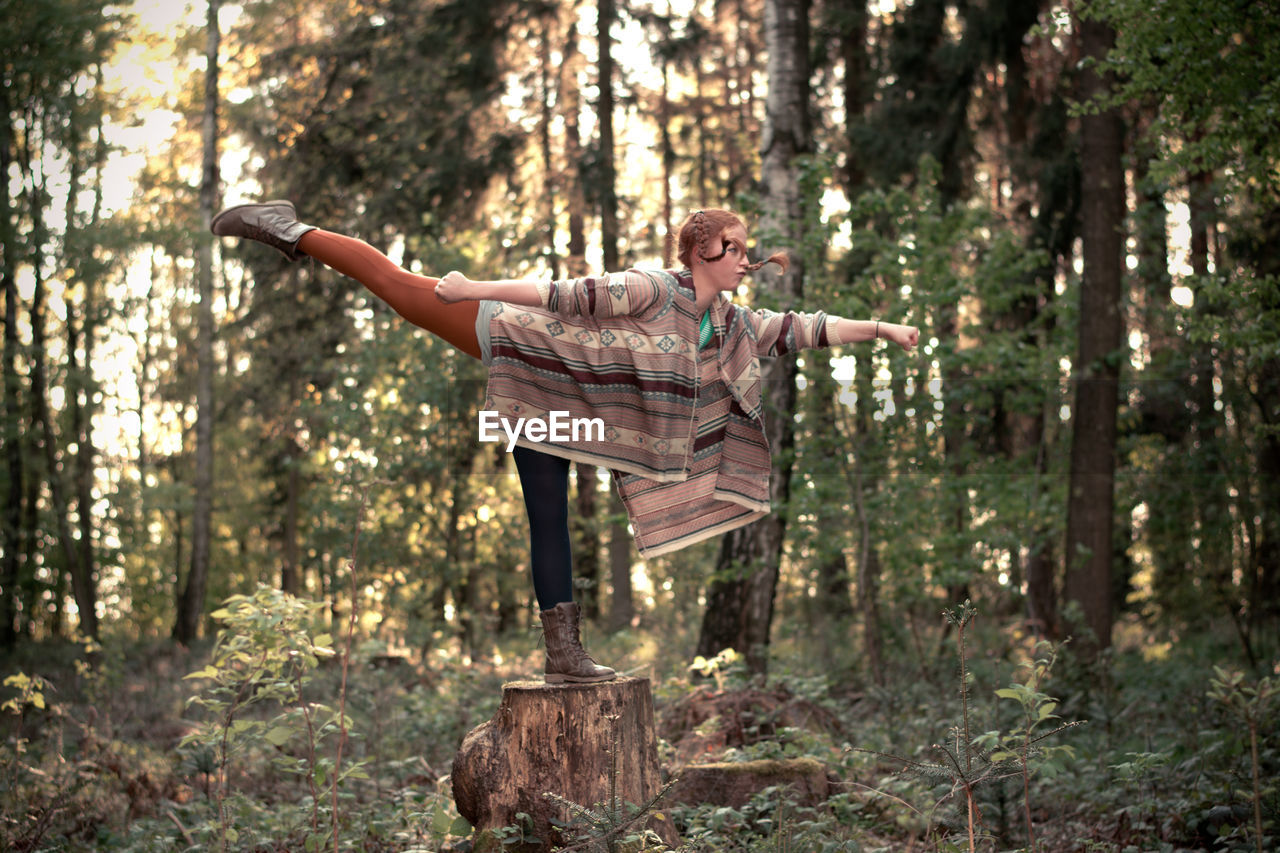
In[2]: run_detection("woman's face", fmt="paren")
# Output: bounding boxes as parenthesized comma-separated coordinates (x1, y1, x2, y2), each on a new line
(702, 224, 750, 292)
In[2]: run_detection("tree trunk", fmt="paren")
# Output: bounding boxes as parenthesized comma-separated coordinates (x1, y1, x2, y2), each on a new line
(560, 12, 587, 280)
(538, 9, 560, 281)
(1063, 15, 1125, 656)
(835, 0, 868, 194)
(1255, 358, 1280, 625)
(280, 432, 302, 595)
(572, 462, 600, 618)
(808, 370, 854, 622)
(847, 365, 885, 684)
(659, 11, 674, 264)
(0, 86, 22, 646)
(597, 0, 618, 273)
(1187, 165, 1233, 619)
(71, 77, 109, 617)
(696, 0, 811, 676)
(452, 677, 677, 851)
(695, 63, 709, 208)
(989, 0, 1060, 635)
(607, 488, 633, 632)
(448, 442, 479, 655)
(175, 0, 221, 644)
(833, 0, 885, 667)
(29, 190, 98, 638)
(591, 0, 628, 628)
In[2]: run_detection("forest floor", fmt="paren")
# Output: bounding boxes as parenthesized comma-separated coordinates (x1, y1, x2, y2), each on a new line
(0, 609, 1275, 852)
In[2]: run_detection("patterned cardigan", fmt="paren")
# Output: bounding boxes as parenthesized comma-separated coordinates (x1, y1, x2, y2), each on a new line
(482, 269, 845, 544)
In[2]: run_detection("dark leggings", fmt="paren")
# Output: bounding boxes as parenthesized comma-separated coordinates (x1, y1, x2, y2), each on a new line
(513, 446, 574, 610)
(296, 229, 574, 611)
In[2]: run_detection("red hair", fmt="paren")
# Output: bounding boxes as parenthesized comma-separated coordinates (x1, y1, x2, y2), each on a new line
(673, 209, 790, 273)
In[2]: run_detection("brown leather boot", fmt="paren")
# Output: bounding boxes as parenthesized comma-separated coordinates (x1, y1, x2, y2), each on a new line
(540, 602, 616, 684)
(211, 200, 317, 261)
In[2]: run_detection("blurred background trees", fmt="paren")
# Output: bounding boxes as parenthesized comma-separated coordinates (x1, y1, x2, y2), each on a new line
(1, 0, 1276, 680)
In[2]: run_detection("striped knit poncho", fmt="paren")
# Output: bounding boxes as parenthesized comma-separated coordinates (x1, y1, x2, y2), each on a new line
(482, 268, 846, 557)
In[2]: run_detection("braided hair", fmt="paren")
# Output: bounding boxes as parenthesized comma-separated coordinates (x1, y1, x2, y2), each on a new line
(673, 209, 790, 274)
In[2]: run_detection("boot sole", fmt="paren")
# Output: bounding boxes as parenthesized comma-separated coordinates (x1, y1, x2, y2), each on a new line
(210, 199, 298, 236)
(544, 673, 618, 684)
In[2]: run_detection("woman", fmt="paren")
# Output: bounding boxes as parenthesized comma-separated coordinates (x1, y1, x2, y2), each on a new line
(211, 202, 918, 682)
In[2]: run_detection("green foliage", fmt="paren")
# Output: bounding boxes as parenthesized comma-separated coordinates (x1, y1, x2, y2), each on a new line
(674, 786, 867, 853)
(180, 585, 351, 851)
(1, 671, 49, 714)
(986, 644, 1081, 781)
(1084, 0, 1280, 196)
(982, 641, 1084, 852)
(1, 671, 60, 850)
(789, 156, 1075, 650)
(0, 619, 1275, 851)
(1, 644, 179, 852)
(854, 606, 1084, 852)
(1207, 667, 1277, 853)
(485, 810, 542, 850)
(687, 648, 750, 693)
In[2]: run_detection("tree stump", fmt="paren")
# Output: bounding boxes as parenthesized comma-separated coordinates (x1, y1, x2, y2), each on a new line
(451, 676, 677, 852)
(664, 757, 834, 809)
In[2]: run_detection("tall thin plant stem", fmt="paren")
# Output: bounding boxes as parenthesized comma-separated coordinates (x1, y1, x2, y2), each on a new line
(1249, 716, 1262, 853)
(332, 483, 375, 853)
(946, 601, 978, 852)
(298, 666, 320, 831)
(217, 649, 267, 853)
(1021, 735, 1037, 853)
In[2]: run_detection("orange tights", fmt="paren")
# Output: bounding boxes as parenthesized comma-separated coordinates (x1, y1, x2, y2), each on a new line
(297, 229, 482, 360)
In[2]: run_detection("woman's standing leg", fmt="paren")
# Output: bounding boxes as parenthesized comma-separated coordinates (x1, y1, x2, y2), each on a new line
(512, 446, 575, 609)
(514, 447, 615, 683)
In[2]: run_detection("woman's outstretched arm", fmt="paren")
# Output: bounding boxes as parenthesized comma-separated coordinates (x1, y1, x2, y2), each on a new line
(830, 318, 919, 352)
(434, 271, 546, 306)
(746, 308, 919, 357)
(436, 268, 668, 321)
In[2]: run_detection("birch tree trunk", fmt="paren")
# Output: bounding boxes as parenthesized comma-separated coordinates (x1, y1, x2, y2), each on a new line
(175, 0, 221, 643)
(696, 0, 811, 675)
(1063, 15, 1124, 655)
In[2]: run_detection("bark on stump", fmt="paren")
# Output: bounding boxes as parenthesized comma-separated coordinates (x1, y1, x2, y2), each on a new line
(451, 676, 677, 852)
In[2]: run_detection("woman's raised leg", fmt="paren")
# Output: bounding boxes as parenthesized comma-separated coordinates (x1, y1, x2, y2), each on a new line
(211, 201, 481, 359)
(297, 230, 482, 360)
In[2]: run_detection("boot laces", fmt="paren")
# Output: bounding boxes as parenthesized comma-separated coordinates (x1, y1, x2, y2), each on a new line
(566, 611, 598, 665)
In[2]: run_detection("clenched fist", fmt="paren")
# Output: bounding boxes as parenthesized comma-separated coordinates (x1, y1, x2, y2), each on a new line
(435, 271, 473, 304)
